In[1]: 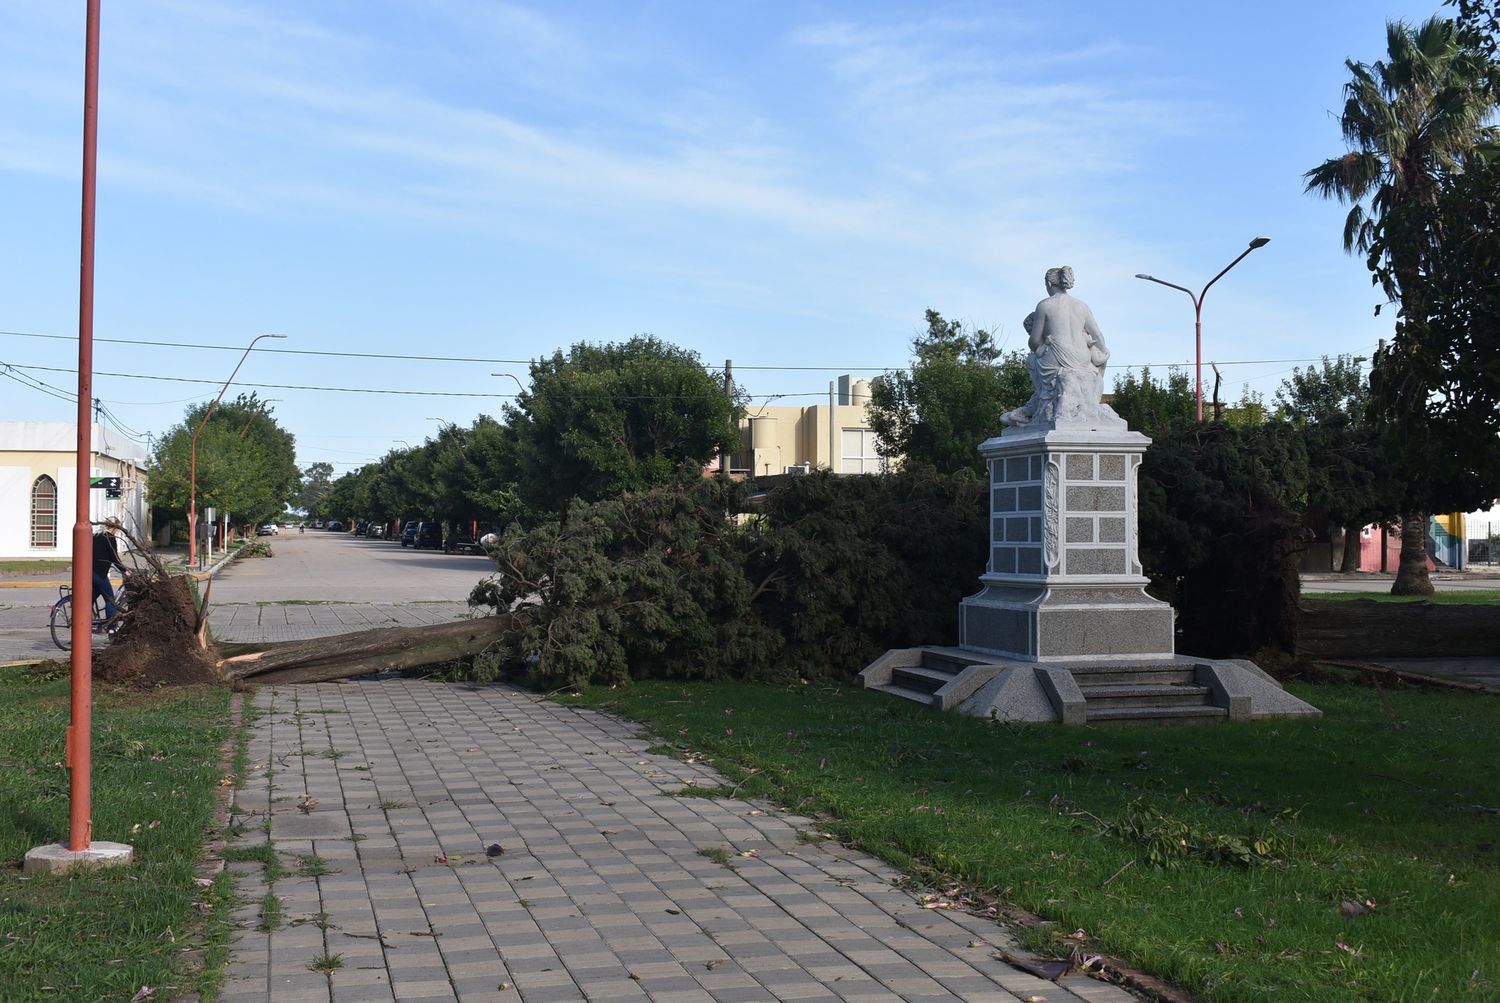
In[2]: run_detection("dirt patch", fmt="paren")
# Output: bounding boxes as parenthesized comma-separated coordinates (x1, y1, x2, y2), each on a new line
(94, 575, 219, 687)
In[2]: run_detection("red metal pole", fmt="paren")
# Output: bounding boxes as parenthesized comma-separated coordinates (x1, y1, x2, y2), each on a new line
(1194, 302, 1203, 424)
(69, 0, 102, 853)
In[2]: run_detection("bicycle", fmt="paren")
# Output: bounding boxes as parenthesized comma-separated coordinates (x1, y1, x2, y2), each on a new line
(49, 579, 133, 651)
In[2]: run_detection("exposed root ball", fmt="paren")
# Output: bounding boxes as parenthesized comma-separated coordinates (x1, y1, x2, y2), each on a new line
(93, 575, 218, 687)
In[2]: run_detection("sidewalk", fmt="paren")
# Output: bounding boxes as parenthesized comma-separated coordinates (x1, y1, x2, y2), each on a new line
(221, 681, 1136, 1003)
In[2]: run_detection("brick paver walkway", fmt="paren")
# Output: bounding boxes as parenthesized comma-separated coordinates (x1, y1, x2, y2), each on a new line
(221, 681, 1135, 1003)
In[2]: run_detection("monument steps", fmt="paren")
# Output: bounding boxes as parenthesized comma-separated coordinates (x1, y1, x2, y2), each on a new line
(877, 683, 947, 707)
(864, 652, 1283, 725)
(890, 664, 961, 695)
(1067, 664, 1198, 685)
(1083, 704, 1230, 724)
(1075, 682, 1214, 710)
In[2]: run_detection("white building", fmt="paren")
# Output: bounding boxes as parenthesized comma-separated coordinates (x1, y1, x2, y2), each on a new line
(0, 422, 150, 560)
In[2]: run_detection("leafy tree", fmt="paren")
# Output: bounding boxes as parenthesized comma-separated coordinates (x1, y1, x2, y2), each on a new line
(1274, 356, 1398, 572)
(867, 310, 1031, 477)
(298, 462, 334, 517)
(1109, 367, 1195, 437)
(508, 336, 740, 515)
(150, 394, 300, 536)
(1304, 14, 1497, 593)
(1138, 422, 1310, 659)
(1372, 158, 1500, 531)
(320, 466, 366, 525)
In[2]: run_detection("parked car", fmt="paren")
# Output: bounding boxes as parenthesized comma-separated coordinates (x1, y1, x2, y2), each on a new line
(367, 523, 385, 539)
(327, 520, 345, 532)
(256, 524, 277, 536)
(413, 521, 443, 550)
(444, 523, 496, 555)
(400, 521, 418, 547)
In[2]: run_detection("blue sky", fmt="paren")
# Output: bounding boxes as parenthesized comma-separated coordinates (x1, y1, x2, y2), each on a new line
(0, 0, 1445, 475)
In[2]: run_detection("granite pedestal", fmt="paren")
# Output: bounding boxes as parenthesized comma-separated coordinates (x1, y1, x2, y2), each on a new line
(959, 425, 1173, 662)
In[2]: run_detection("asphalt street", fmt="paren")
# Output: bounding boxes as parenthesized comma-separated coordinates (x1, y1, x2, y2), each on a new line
(0, 531, 490, 662)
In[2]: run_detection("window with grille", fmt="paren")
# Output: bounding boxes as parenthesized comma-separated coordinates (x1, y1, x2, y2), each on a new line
(31, 476, 58, 548)
(840, 428, 885, 474)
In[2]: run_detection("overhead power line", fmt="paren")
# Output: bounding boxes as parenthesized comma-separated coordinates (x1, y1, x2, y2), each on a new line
(1, 326, 1369, 372)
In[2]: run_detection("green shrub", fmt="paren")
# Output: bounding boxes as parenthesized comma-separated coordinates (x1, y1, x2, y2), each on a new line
(468, 469, 986, 687)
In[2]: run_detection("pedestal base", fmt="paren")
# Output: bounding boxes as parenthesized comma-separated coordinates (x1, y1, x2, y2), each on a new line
(24, 840, 134, 874)
(960, 583, 1174, 662)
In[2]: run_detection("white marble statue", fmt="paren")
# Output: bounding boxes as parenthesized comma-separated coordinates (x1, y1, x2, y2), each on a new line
(1000, 266, 1125, 430)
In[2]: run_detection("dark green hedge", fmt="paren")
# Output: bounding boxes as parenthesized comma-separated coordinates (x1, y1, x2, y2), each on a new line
(468, 428, 1308, 688)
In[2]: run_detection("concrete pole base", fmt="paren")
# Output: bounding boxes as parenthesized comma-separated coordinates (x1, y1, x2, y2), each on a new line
(23, 840, 133, 874)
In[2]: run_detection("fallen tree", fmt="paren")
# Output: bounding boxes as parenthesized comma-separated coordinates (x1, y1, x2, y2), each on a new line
(88, 521, 511, 688)
(217, 615, 513, 685)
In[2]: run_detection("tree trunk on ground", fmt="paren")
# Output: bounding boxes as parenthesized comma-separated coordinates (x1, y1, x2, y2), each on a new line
(219, 615, 513, 685)
(1340, 522, 1364, 573)
(1391, 512, 1435, 595)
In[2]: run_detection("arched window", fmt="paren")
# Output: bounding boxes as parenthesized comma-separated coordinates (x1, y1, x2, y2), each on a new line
(31, 476, 58, 548)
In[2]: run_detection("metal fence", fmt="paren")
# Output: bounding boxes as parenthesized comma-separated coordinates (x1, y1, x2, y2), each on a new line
(1471, 519, 1500, 567)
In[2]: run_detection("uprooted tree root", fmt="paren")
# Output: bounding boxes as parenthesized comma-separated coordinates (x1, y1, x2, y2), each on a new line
(84, 519, 512, 688)
(87, 521, 219, 687)
(94, 572, 219, 686)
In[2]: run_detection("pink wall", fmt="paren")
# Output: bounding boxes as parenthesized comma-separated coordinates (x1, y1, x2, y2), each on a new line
(1356, 526, 1435, 572)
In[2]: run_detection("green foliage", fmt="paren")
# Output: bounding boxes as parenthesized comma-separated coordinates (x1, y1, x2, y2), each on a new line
(471, 476, 777, 688)
(749, 468, 987, 679)
(1138, 422, 1310, 657)
(467, 469, 987, 688)
(1306, 14, 1498, 591)
(150, 393, 300, 532)
(297, 461, 334, 517)
(1272, 356, 1399, 560)
(867, 310, 1030, 477)
(1109, 366, 1195, 437)
(509, 336, 740, 514)
(1371, 158, 1500, 517)
(1096, 799, 1297, 870)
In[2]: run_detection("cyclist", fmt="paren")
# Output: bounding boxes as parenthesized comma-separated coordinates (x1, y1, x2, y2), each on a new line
(92, 525, 127, 627)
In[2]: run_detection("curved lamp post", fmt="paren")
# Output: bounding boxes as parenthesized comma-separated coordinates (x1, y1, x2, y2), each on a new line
(1136, 236, 1269, 422)
(490, 372, 526, 395)
(189, 334, 285, 566)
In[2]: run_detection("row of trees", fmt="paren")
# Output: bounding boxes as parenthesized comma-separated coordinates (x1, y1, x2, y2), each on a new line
(317, 337, 739, 532)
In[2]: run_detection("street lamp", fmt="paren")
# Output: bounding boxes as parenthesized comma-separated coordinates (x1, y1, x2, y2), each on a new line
(490, 372, 526, 395)
(1136, 236, 1270, 422)
(189, 333, 286, 566)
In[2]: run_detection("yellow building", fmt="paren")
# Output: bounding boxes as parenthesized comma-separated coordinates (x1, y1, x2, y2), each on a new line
(733, 375, 886, 477)
(0, 422, 150, 560)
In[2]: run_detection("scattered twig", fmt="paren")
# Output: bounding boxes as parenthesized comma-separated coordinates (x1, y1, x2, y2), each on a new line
(1101, 859, 1136, 888)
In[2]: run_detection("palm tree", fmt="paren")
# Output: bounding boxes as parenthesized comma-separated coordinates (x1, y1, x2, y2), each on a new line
(1304, 15, 1496, 595)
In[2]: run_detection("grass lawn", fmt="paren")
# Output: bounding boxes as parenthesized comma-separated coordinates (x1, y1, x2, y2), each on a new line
(568, 680, 1500, 1002)
(1303, 589, 1500, 604)
(0, 666, 235, 1001)
(0, 560, 71, 574)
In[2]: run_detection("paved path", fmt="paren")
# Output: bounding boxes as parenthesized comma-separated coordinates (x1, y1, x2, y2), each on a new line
(221, 681, 1134, 1003)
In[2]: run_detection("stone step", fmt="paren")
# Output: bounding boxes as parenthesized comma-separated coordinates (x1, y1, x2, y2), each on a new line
(1068, 665, 1198, 686)
(892, 665, 958, 694)
(872, 684, 939, 708)
(1078, 684, 1214, 710)
(922, 650, 986, 675)
(1086, 704, 1230, 724)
